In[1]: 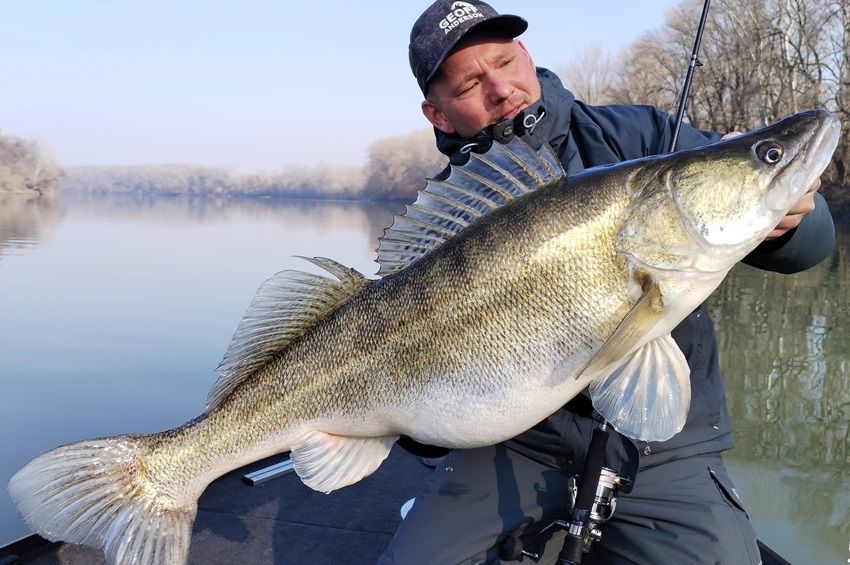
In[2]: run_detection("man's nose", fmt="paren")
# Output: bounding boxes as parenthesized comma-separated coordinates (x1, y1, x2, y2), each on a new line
(485, 73, 513, 102)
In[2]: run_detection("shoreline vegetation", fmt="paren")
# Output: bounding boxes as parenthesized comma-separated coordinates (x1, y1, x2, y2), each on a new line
(2, 0, 848, 210)
(0, 131, 63, 198)
(59, 128, 447, 203)
(6, 123, 848, 213)
(56, 159, 849, 210)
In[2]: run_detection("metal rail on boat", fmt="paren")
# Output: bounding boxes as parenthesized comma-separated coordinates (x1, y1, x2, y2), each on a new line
(241, 457, 294, 486)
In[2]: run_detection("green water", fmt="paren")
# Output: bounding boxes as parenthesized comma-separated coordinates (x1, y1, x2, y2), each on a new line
(710, 228, 850, 564)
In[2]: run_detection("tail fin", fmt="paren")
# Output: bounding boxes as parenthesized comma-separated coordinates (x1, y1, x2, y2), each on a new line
(7, 435, 197, 565)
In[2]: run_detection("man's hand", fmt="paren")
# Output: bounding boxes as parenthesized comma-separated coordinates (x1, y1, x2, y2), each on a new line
(765, 177, 820, 240)
(721, 131, 821, 241)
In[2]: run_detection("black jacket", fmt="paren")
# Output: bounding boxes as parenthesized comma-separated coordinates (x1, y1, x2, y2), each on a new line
(407, 68, 835, 487)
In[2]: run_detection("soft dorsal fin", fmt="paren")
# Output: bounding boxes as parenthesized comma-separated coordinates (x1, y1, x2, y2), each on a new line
(206, 257, 369, 411)
(376, 137, 565, 276)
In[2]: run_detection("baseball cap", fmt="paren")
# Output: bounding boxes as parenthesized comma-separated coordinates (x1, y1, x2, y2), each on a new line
(409, 1, 528, 96)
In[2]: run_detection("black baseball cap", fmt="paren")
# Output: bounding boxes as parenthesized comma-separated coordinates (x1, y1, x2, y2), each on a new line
(409, 1, 527, 96)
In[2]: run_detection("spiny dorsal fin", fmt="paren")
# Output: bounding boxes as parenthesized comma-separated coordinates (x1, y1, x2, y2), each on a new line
(206, 257, 369, 411)
(376, 137, 565, 276)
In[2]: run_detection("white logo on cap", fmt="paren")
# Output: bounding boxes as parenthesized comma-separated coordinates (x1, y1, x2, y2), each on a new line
(439, 1, 484, 35)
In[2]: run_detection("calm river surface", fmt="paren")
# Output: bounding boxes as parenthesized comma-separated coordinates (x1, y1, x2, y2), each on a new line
(0, 194, 847, 562)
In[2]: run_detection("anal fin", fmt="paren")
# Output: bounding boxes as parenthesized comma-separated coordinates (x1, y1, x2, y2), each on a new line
(589, 334, 691, 442)
(290, 431, 398, 494)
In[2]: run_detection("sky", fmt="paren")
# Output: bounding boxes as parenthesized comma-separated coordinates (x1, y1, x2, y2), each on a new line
(0, 1, 682, 172)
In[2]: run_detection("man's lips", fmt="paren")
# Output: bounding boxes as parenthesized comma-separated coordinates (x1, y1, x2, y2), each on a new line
(496, 102, 525, 122)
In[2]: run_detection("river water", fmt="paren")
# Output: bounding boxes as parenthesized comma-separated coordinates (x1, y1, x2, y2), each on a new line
(0, 194, 847, 562)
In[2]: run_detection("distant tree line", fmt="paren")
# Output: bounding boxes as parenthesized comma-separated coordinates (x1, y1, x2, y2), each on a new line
(558, 0, 850, 200)
(62, 129, 447, 202)
(0, 131, 63, 196)
(30, 0, 850, 205)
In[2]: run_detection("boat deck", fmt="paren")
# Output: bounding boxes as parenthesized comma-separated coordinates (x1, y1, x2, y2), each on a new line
(4, 447, 791, 565)
(12, 446, 432, 564)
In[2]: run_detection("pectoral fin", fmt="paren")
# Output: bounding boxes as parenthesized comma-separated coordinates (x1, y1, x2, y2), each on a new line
(589, 334, 691, 442)
(290, 431, 398, 494)
(581, 282, 666, 379)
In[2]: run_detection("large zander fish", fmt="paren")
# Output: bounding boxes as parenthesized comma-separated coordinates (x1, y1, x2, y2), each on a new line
(8, 109, 840, 564)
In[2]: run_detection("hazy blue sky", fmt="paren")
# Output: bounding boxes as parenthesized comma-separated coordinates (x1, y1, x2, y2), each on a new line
(0, 1, 683, 171)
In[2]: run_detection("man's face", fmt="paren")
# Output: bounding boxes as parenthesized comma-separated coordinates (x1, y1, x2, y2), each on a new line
(422, 34, 541, 138)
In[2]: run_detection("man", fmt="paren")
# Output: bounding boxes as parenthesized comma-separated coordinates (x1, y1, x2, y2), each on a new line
(382, 1, 835, 564)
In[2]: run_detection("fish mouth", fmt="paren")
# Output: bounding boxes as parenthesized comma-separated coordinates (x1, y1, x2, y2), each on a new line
(766, 110, 840, 211)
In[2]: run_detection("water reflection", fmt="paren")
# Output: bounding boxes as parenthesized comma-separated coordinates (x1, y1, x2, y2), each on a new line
(0, 193, 406, 546)
(709, 230, 850, 561)
(0, 194, 64, 257)
(60, 193, 405, 249)
(710, 235, 850, 468)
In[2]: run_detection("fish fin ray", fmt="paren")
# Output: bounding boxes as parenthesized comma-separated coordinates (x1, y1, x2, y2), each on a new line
(475, 135, 563, 189)
(580, 282, 665, 378)
(7, 436, 196, 565)
(290, 431, 397, 493)
(376, 138, 565, 275)
(590, 334, 691, 441)
(209, 257, 369, 411)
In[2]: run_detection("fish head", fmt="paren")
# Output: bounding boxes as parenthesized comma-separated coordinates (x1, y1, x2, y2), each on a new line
(620, 108, 841, 275)
(669, 108, 840, 250)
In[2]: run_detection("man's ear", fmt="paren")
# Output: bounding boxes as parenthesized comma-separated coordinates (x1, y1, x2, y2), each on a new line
(516, 39, 534, 66)
(422, 100, 456, 134)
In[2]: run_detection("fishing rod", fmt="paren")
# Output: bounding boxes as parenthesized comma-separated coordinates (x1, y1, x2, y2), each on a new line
(554, 422, 616, 565)
(668, 0, 711, 153)
(551, 3, 715, 562)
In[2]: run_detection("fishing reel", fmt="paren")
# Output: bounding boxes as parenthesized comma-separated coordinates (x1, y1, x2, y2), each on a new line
(558, 467, 628, 560)
(500, 467, 628, 562)
(500, 427, 629, 564)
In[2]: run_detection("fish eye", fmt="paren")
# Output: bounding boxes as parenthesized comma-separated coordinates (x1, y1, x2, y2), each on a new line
(755, 141, 784, 164)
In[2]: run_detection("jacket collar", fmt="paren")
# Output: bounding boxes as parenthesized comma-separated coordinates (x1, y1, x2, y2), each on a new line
(433, 68, 576, 165)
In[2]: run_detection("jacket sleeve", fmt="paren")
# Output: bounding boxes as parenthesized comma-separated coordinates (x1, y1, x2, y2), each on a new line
(580, 103, 721, 158)
(648, 106, 723, 153)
